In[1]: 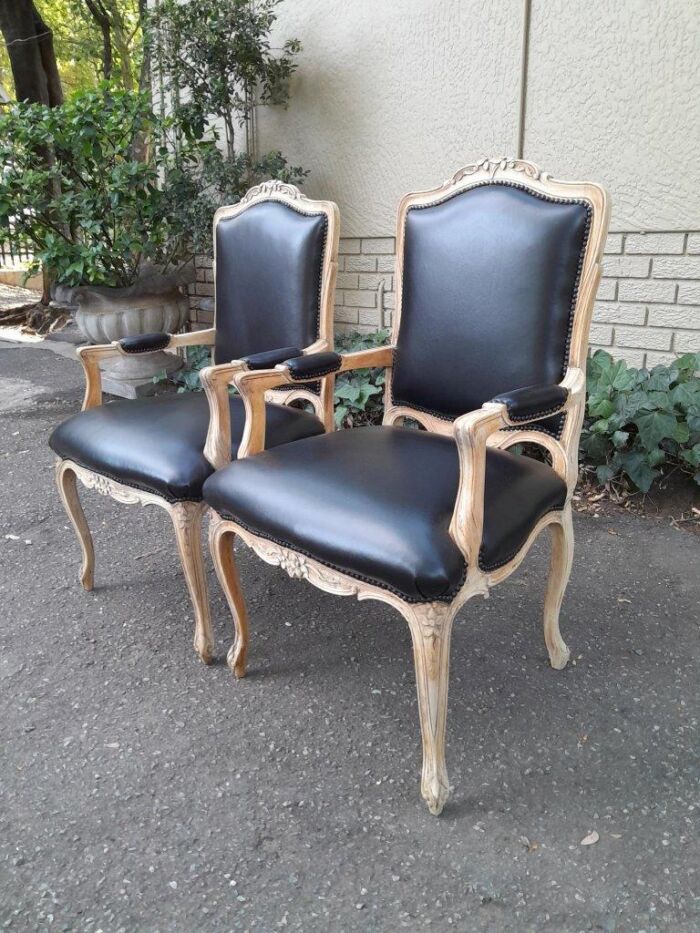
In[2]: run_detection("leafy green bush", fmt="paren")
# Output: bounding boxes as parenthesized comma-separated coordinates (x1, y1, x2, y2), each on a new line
(333, 329, 389, 428)
(581, 350, 700, 492)
(151, 0, 307, 257)
(0, 85, 205, 287)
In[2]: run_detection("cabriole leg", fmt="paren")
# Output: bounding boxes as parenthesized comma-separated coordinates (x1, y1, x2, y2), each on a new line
(170, 502, 214, 665)
(55, 460, 95, 591)
(543, 508, 573, 670)
(209, 517, 249, 679)
(403, 602, 457, 815)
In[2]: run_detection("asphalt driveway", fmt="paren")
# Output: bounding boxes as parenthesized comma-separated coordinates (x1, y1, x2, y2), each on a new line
(1, 341, 698, 931)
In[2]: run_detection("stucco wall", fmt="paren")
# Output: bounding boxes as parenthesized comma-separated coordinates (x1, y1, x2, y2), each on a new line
(525, 0, 699, 232)
(255, 0, 523, 236)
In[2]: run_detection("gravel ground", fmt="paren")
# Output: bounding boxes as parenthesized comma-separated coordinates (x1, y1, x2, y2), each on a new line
(1, 341, 698, 932)
(0, 283, 39, 312)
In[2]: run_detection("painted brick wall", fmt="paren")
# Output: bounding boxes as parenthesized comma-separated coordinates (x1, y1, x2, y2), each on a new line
(189, 231, 700, 365)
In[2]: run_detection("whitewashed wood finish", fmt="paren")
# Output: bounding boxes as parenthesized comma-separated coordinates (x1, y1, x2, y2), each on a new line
(207, 160, 610, 814)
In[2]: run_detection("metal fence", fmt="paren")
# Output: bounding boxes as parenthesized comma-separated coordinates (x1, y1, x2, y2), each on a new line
(0, 225, 33, 267)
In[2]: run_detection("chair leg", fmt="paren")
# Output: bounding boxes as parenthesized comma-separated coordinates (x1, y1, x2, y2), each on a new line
(209, 519, 249, 679)
(403, 602, 457, 816)
(170, 502, 214, 665)
(55, 460, 95, 592)
(543, 507, 573, 670)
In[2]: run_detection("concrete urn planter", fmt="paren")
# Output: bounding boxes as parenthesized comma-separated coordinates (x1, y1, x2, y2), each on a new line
(71, 281, 190, 398)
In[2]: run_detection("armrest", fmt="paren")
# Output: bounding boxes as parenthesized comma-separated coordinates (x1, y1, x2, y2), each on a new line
(285, 351, 342, 380)
(199, 342, 363, 468)
(118, 332, 172, 354)
(77, 328, 216, 411)
(242, 346, 303, 370)
(227, 345, 395, 459)
(491, 383, 569, 424)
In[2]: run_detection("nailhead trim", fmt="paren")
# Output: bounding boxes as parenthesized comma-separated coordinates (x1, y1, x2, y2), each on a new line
(288, 363, 341, 381)
(119, 335, 171, 354)
(215, 511, 467, 604)
(57, 455, 201, 503)
(504, 401, 568, 423)
(391, 180, 593, 441)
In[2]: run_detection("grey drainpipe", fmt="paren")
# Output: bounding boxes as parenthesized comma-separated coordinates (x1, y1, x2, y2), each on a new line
(517, 0, 532, 159)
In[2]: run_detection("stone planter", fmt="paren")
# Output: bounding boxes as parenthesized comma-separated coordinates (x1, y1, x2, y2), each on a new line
(71, 280, 190, 398)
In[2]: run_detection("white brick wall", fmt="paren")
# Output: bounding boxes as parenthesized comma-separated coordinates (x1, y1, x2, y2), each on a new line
(189, 231, 700, 366)
(593, 231, 700, 367)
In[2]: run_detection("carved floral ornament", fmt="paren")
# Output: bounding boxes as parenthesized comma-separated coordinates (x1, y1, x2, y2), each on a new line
(240, 179, 307, 204)
(448, 157, 550, 186)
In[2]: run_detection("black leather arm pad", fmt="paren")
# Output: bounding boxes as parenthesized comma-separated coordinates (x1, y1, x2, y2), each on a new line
(242, 346, 303, 370)
(492, 384, 569, 422)
(118, 332, 171, 354)
(284, 351, 342, 381)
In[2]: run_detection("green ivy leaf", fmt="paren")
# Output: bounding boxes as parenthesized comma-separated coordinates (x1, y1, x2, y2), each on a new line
(634, 411, 680, 449)
(617, 451, 659, 492)
(589, 397, 615, 419)
(647, 448, 666, 468)
(595, 464, 617, 484)
(680, 443, 700, 468)
(671, 381, 700, 410)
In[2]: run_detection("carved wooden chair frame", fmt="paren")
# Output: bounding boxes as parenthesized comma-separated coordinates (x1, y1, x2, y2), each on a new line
(55, 180, 339, 664)
(205, 159, 609, 815)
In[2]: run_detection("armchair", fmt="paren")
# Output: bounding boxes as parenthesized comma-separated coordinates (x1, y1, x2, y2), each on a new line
(202, 158, 609, 814)
(49, 180, 339, 664)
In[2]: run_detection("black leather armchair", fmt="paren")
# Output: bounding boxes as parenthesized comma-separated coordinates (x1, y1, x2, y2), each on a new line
(202, 159, 610, 815)
(49, 180, 340, 664)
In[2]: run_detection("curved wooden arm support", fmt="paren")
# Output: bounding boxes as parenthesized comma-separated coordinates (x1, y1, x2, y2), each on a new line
(200, 340, 346, 468)
(230, 345, 396, 459)
(76, 329, 217, 412)
(449, 366, 586, 566)
(449, 404, 508, 566)
(200, 361, 248, 469)
(489, 366, 586, 492)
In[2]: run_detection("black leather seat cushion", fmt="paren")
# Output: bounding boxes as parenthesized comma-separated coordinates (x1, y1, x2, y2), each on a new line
(49, 394, 325, 502)
(203, 426, 567, 603)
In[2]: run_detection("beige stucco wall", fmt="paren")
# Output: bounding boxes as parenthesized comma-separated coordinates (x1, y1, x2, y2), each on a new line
(258, 0, 699, 236)
(525, 0, 699, 232)
(256, 0, 523, 237)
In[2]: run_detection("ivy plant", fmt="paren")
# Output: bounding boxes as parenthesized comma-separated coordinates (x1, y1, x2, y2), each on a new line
(333, 329, 389, 428)
(581, 350, 700, 492)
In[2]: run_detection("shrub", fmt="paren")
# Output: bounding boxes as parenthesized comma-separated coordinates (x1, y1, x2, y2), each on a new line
(151, 0, 307, 256)
(581, 350, 700, 492)
(0, 85, 202, 287)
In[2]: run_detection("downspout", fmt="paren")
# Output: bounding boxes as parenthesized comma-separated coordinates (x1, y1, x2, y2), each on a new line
(516, 0, 532, 159)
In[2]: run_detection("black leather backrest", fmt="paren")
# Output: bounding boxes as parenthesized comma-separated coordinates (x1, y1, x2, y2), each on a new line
(391, 183, 591, 420)
(214, 201, 328, 364)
